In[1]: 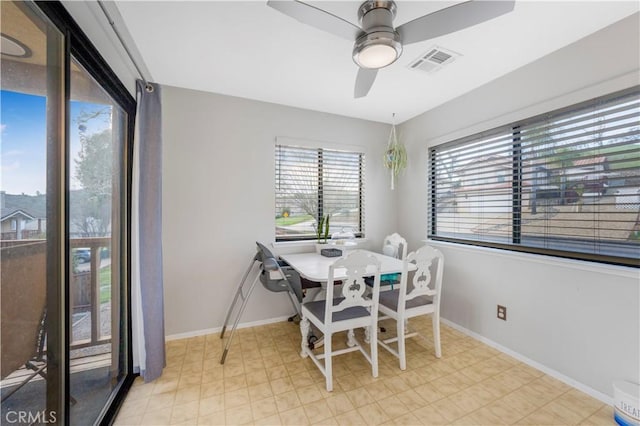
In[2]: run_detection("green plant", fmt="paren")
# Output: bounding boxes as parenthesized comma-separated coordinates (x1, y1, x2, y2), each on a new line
(324, 215, 330, 242)
(383, 123, 407, 190)
(316, 214, 330, 243)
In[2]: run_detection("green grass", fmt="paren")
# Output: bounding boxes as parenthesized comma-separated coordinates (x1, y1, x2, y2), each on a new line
(99, 267, 111, 304)
(275, 214, 312, 226)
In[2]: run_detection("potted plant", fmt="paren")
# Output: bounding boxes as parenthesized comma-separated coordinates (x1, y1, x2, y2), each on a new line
(315, 214, 331, 252)
(383, 122, 407, 190)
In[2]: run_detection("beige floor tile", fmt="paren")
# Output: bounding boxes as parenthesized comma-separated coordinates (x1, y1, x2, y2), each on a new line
(147, 392, 178, 412)
(430, 396, 472, 422)
(498, 389, 541, 418)
(448, 389, 487, 414)
(533, 399, 590, 425)
(483, 399, 528, 424)
(430, 376, 463, 397)
(579, 405, 614, 425)
(280, 406, 311, 425)
(154, 379, 180, 395)
(199, 394, 225, 417)
(178, 373, 204, 389)
(290, 371, 315, 388)
(126, 383, 156, 401)
(325, 393, 356, 416)
(182, 361, 204, 375)
(345, 387, 374, 408)
(311, 416, 339, 426)
(302, 399, 333, 422)
(140, 406, 173, 425)
(201, 381, 225, 399)
(270, 376, 295, 395)
(118, 397, 150, 418)
(114, 414, 144, 426)
(267, 365, 289, 381)
(355, 402, 390, 425)
(171, 400, 200, 424)
(175, 385, 202, 406)
(251, 396, 279, 420)
(225, 405, 254, 425)
(413, 382, 447, 404)
(254, 413, 282, 425)
(248, 382, 275, 401)
(396, 389, 428, 411)
(275, 390, 302, 412)
(556, 389, 605, 418)
(364, 381, 395, 402)
(224, 388, 251, 409)
(412, 404, 450, 425)
(118, 324, 612, 426)
(197, 412, 226, 425)
(334, 409, 367, 425)
(390, 412, 421, 426)
(460, 406, 511, 425)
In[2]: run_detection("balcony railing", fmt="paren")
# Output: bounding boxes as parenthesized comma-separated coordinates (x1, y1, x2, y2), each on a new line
(0, 237, 113, 357)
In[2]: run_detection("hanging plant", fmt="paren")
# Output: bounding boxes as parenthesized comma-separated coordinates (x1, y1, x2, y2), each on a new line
(383, 122, 407, 190)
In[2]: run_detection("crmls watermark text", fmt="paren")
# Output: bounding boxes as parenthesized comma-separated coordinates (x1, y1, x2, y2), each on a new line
(4, 411, 57, 424)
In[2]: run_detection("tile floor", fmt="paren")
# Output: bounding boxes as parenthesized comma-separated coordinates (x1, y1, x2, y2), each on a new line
(114, 317, 614, 425)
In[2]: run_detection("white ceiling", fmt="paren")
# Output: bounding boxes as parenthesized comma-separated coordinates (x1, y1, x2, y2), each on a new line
(114, 1, 639, 124)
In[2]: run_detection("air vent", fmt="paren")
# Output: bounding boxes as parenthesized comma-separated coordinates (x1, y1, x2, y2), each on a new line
(408, 46, 460, 74)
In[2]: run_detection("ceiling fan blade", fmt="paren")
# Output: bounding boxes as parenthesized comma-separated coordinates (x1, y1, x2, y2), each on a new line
(354, 68, 378, 98)
(267, 0, 361, 41)
(397, 0, 515, 45)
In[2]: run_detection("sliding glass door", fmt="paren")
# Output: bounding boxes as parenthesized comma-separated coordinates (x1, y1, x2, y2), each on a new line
(1, 1, 134, 423)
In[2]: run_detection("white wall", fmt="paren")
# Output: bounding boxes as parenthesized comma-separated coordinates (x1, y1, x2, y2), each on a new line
(396, 14, 640, 399)
(161, 88, 395, 337)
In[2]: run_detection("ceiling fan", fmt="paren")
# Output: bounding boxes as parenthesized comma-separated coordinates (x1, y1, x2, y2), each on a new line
(267, 0, 515, 98)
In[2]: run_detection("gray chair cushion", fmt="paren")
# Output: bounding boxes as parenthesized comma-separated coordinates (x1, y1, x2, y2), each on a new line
(379, 289, 433, 311)
(303, 298, 371, 324)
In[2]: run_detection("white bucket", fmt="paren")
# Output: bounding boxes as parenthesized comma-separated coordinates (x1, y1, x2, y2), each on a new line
(614, 381, 640, 426)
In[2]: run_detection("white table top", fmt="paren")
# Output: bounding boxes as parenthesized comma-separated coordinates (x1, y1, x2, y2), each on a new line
(280, 250, 406, 282)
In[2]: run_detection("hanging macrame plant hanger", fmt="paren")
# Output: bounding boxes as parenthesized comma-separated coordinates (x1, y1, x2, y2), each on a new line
(383, 114, 407, 190)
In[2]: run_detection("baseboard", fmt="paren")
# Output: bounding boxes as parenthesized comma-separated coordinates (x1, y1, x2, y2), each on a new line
(165, 315, 293, 341)
(441, 318, 613, 406)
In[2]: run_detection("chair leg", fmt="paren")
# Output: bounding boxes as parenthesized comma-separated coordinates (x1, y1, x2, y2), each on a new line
(397, 317, 407, 370)
(370, 323, 378, 378)
(433, 314, 442, 358)
(300, 317, 310, 358)
(324, 332, 333, 392)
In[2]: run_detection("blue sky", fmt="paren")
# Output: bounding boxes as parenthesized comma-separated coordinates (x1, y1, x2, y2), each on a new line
(1, 90, 111, 195)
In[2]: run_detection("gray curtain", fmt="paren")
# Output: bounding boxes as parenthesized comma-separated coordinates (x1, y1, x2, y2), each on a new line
(135, 79, 165, 382)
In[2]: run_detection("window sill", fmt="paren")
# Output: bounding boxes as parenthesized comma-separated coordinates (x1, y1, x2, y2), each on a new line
(273, 238, 369, 255)
(425, 239, 639, 279)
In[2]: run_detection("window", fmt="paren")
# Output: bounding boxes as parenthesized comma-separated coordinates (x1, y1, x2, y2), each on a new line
(429, 87, 640, 267)
(275, 144, 364, 241)
(1, 1, 135, 423)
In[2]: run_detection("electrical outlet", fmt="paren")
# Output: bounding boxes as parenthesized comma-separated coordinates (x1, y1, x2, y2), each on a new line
(497, 305, 507, 321)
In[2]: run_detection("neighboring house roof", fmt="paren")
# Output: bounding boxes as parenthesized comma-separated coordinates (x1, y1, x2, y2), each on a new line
(1, 209, 36, 222)
(0, 192, 46, 222)
(573, 156, 607, 166)
(456, 155, 512, 174)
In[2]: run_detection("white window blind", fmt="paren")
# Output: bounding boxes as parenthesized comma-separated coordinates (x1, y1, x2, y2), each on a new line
(429, 87, 640, 266)
(275, 144, 364, 241)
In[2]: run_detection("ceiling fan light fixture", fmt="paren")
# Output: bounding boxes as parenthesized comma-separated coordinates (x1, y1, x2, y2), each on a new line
(352, 31, 401, 69)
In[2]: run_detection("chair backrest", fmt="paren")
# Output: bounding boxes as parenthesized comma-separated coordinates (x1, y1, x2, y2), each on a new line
(398, 245, 444, 313)
(325, 250, 381, 325)
(382, 233, 407, 260)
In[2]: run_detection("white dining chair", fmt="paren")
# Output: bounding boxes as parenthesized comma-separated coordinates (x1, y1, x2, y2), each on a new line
(299, 250, 382, 392)
(377, 244, 444, 370)
(365, 232, 407, 291)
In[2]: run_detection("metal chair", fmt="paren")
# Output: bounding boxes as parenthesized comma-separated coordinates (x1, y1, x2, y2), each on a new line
(220, 242, 303, 364)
